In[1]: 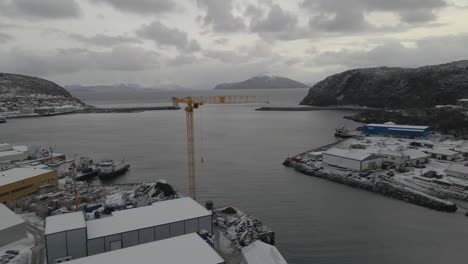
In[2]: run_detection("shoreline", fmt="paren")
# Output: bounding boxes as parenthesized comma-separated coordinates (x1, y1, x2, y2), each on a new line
(283, 159, 458, 212)
(256, 106, 381, 111)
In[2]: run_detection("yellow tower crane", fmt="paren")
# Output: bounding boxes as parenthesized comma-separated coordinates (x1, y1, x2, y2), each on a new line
(172, 96, 269, 200)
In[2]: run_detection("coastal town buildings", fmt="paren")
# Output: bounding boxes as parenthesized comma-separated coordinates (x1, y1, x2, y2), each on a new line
(0, 143, 29, 162)
(446, 164, 468, 180)
(426, 149, 459, 161)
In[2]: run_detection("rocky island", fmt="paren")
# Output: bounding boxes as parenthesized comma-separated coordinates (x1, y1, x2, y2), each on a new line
(214, 74, 307, 90)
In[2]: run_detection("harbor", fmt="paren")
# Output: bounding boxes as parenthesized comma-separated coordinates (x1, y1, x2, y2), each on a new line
(284, 123, 468, 213)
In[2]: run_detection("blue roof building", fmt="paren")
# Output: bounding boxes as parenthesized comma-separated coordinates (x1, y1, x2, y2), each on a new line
(363, 123, 431, 138)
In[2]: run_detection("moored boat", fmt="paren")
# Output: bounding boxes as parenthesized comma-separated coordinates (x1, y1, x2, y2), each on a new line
(75, 157, 99, 181)
(334, 126, 354, 138)
(97, 160, 130, 179)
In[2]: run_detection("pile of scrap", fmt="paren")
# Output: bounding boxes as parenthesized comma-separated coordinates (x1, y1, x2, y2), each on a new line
(214, 207, 274, 248)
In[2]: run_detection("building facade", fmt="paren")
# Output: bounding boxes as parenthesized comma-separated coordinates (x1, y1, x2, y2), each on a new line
(45, 198, 213, 264)
(363, 124, 431, 138)
(323, 148, 383, 171)
(446, 165, 468, 180)
(0, 204, 27, 247)
(427, 149, 459, 161)
(0, 167, 58, 203)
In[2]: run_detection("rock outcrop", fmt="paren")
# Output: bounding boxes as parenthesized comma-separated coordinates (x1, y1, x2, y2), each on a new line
(214, 75, 308, 90)
(0, 73, 81, 102)
(301, 60, 468, 108)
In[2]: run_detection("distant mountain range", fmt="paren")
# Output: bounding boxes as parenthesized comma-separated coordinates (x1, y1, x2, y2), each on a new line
(300, 60, 468, 109)
(65, 83, 187, 93)
(214, 75, 308, 90)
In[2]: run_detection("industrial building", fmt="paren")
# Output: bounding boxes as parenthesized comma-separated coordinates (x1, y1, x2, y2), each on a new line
(426, 149, 459, 161)
(0, 143, 28, 162)
(446, 165, 468, 180)
(402, 149, 429, 165)
(363, 124, 431, 138)
(45, 197, 213, 264)
(64, 233, 224, 264)
(0, 167, 58, 203)
(0, 203, 27, 247)
(377, 150, 407, 166)
(323, 148, 382, 171)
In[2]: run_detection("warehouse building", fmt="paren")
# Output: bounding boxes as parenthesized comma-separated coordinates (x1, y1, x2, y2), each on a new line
(0, 143, 29, 162)
(45, 197, 213, 264)
(323, 148, 382, 171)
(377, 150, 407, 166)
(402, 149, 429, 165)
(446, 165, 468, 180)
(65, 233, 224, 264)
(0, 203, 27, 247)
(426, 149, 459, 161)
(0, 167, 58, 203)
(241, 240, 287, 264)
(363, 124, 431, 138)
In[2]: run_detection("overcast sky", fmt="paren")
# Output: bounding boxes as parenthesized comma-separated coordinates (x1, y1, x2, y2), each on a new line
(1, 0, 468, 89)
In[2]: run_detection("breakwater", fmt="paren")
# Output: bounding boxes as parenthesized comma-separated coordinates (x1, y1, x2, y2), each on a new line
(283, 159, 457, 212)
(256, 106, 380, 111)
(78, 106, 180, 113)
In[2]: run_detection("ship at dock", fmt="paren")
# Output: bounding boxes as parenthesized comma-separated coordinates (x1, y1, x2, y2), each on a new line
(75, 157, 99, 181)
(97, 160, 130, 179)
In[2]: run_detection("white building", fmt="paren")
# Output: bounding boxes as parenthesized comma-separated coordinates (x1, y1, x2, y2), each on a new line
(402, 149, 429, 165)
(304, 151, 322, 161)
(426, 149, 459, 161)
(65, 233, 224, 264)
(241, 240, 287, 264)
(376, 150, 407, 166)
(0, 143, 28, 162)
(323, 148, 383, 171)
(45, 197, 213, 264)
(446, 165, 468, 180)
(0, 203, 27, 247)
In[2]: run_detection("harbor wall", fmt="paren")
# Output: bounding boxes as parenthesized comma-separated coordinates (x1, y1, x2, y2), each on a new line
(283, 159, 457, 212)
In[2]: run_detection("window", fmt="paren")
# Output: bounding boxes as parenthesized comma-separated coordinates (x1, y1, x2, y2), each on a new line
(110, 240, 122, 251)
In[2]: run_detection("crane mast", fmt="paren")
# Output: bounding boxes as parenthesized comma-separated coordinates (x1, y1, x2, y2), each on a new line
(172, 96, 268, 200)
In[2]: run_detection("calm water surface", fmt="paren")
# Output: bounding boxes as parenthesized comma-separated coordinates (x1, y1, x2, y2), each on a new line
(2, 89, 468, 264)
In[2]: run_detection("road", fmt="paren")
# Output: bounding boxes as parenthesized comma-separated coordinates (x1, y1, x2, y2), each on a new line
(25, 223, 44, 264)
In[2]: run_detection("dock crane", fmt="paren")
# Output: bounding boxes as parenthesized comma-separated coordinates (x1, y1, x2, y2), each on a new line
(172, 96, 269, 200)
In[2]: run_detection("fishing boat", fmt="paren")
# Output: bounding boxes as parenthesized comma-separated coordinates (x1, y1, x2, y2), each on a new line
(97, 160, 130, 179)
(75, 157, 99, 181)
(334, 126, 354, 138)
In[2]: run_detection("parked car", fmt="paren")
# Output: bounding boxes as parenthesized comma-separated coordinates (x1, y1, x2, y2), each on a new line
(5, 251, 19, 256)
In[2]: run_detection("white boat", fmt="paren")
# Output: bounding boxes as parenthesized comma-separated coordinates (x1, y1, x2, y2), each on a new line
(97, 160, 130, 179)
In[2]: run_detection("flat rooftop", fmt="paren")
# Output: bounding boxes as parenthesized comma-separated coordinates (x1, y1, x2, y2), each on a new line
(87, 197, 211, 239)
(324, 148, 378, 161)
(66, 233, 224, 264)
(45, 212, 86, 235)
(447, 164, 468, 175)
(366, 124, 430, 130)
(0, 150, 25, 158)
(0, 203, 25, 231)
(0, 167, 54, 186)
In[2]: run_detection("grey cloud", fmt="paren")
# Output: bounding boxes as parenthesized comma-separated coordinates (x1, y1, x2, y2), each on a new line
(197, 0, 245, 32)
(69, 33, 142, 46)
(0, 32, 14, 43)
(137, 20, 200, 52)
(0, 0, 81, 19)
(0, 46, 159, 76)
(204, 40, 277, 63)
(167, 54, 198, 67)
(249, 4, 312, 40)
(310, 34, 468, 68)
(303, 0, 447, 32)
(91, 0, 176, 14)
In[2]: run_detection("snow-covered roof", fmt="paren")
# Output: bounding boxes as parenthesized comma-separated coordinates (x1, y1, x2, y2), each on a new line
(427, 149, 459, 156)
(66, 233, 224, 264)
(447, 164, 468, 175)
(87, 197, 211, 239)
(366, 124, 429, 130)
(0, 167, 55, 186)
(45, 212, 86, 235)
(12, 145, 28, 152)
(377, 149, 405, 157)
(241, 240, 287, 264)
(0, 143, 12, 152)
(0, 150, 25, 158)
(402, 149, 429, 160)
(324, 148, 379, 161)
(0, 203, 25, 231)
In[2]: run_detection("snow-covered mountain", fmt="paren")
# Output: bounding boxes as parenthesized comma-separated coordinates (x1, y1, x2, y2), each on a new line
(213, 75, 308, 90)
